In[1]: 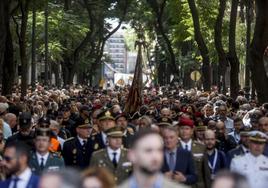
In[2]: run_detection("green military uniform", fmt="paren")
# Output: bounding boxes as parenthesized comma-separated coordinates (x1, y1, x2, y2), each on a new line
(29, 128, 65, 175)
(190, 141, 211, 188)
(29, 152, 65, 175)
(90, 127, 132, 184)
(90, 148, 131, 184)
(178, 117, 211, 188)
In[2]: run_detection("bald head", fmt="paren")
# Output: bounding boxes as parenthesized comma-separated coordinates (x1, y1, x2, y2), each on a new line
(204, 129, 216, 150)
(204, 129, 216, 139)
(258, 117, 268, 133)
(4, 113, 17, 128)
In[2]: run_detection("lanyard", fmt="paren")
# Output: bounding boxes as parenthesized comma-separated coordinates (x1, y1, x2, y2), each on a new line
(208, 149, 218, 174)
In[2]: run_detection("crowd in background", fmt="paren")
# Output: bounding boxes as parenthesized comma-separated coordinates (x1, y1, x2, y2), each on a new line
(0, 84, 267, 188)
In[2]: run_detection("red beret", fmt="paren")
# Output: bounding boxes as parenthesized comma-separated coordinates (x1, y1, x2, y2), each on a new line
(179, 117, 194, 128)
(92, 104, 102, 111)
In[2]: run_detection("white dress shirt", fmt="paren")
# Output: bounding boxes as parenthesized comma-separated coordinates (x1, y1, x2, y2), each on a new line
(180, 139, 192, 151)
(231, 153, 268, 188)
(107, 147, 121, 163)
(9, 167, 32, 188)
(77, 136, 87, 146)
(36, 152, 49, 166)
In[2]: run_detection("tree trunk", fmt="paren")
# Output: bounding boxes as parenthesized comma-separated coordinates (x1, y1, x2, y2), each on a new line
(44, 0, 49, 85)
(148, 0, 180, 78)
(214, 0, 228, 94)
(229, 0, 240, 99)
(2, 20, 15, 95)
(31, 0, 36, 88)
(19, 0, 30, 97)
(187, 0, 211, 91)
(0, 0, 7, 85)
(250, 0, 268, 103)
(245, 0, 253, 88)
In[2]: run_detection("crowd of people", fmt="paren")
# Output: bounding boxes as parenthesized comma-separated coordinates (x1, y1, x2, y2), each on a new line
(0, 84, 267, 188)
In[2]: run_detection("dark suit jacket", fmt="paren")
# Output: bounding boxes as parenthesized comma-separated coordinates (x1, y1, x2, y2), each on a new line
(226, 145, 246, 167)
(62, 137, 94, 168)
(0, 173, 39, 188)
(90, 133, 106, 151)
(162, 147, 197, 185)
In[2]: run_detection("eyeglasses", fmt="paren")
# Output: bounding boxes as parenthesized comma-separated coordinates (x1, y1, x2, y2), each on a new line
(2, 155, 15, 162)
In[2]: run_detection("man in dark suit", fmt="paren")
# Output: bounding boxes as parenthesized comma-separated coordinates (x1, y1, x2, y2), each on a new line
(62, 118, 94, 168)
(161, 126, 197, 185)
(29, 128, 64, 175)
(0, 142, 39, 188)
(90, 109, 116, 151)
(226, 127, 251, 166)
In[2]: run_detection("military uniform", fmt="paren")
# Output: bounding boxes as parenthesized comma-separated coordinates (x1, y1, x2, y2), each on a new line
(230, 131, 268, 188)
(178, 118, 211, 188)
(29, 152, 64, 175)
(90, 132, 106, 151)
(231, 153, 268, 188)
(187, 140, 210, 188)
(62, 118, 94, 169)
(62, 136, 94, 168)
(90, 148, 131, 184)
(90, 126, 132, 184)
(90, 109, 116, 151)
(226, 145, 248, 166)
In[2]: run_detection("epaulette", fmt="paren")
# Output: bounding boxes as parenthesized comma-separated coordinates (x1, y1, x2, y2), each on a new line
(93, 148, 105, 155)
(65, 137, 75, 142)
(127, 127, 134, 135)
(193, 140, 205, 146)
(50, 152, 62, 158)
(233, 153, 244, 158)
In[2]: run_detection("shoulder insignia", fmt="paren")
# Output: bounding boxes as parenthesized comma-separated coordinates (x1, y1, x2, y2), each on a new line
(193, 140, 204, 146)
(51, 152, 61, 158)
(94, 143, 99, 150)
(93, 149, 105, 155)
(65, 137, 75, 142)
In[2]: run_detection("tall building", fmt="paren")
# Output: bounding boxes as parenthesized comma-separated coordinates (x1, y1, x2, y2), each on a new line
(104, 32, 128, 80)
(126, 52, 137, 74)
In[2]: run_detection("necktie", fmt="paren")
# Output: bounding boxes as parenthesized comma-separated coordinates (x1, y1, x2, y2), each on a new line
(185, 144, 189, 151)
(169, 152, 175, 171)
(112, 152, 117, 167)
(40, 157, 45, 170)
(12, 177, 20, 188)
(82, 140, 87, 147)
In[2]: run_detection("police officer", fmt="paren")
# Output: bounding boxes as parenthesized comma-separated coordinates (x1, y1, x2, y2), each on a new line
(90, 127, 132, 184)
(62, 117, 94, 169)
(29, 128, 64, 175)
(230, 131, 268, 188)
(6, 112, 35, 149)
(91, 109, 116, 151)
